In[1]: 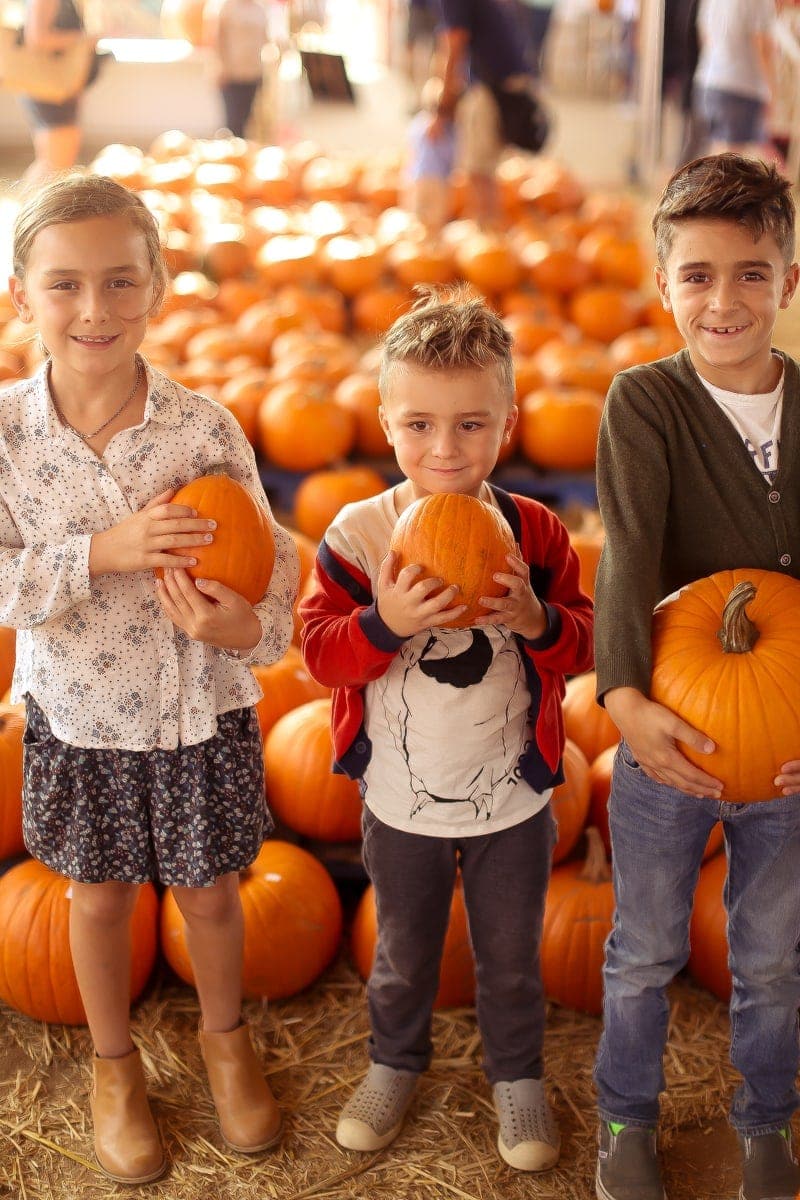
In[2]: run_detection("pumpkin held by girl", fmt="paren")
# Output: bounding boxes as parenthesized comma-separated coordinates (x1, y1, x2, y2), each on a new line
(158, 473, 275, 604)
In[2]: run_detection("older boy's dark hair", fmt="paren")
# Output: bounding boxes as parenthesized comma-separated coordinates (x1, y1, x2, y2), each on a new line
(652, 153, 796, 267)
(378, 285, 515, 402)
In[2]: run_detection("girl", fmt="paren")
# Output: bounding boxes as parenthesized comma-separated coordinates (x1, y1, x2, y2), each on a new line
(4, 175, 299, 1184)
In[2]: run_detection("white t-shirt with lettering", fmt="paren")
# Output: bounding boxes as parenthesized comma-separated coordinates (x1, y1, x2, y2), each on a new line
(699, 361, 783, 485)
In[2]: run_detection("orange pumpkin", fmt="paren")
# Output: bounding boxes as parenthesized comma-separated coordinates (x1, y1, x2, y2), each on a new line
(577, 229, 646, 289)
(551, 739, 591, 864)
(264, 699, 363, 841)
(161, 840, 343, 1000)
(569, 286, 642, 343)
(389, 493, 516, 628)
(519, 387, 603, 472)
(455, 234, 523, 294)
(650, 570, 800, 802)
(688, 851, 731, 1002)
(562, 671, 619, 762)
(257, 385, 356, 471)
(333, 373, 388, 458)
(534, 339, 616, 393)
(250, 646, 329, 739)
(0, 707, 24, 859)
(158, 474, 274, 604)
(0, 860, 158, 1024)
(350, 876, 475, 1008)
(293, 466, 387, 543)
(608, 326, 685, 370)
(541, 828, 614, 1014)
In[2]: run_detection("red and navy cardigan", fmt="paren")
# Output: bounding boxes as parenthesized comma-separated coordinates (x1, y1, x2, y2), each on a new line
(300, 485, 594, 791)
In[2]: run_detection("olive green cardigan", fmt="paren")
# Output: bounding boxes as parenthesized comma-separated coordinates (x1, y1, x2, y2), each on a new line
(594, 348, 800, 700)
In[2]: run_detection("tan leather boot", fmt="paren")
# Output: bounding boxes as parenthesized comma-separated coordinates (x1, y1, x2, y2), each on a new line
(199, 1022, 282, 1153)
(91, 1047, 166, 1184)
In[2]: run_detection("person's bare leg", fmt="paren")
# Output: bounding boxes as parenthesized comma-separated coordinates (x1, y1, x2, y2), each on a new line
(22, 125, 82, 187)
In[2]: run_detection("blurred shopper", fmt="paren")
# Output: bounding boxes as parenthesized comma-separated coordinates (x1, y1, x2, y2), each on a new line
(18, 0, 95, 187)
(404, 77, 456, 233)
(405, 0, 440, 107)
(206, 0, 270, 138)
(514, 0, 556, 82)
(428, 0, 533, 225)
(693, 0, 780, 160)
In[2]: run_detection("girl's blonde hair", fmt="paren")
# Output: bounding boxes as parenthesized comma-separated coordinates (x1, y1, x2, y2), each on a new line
(12, 173, 167, 310)
(378, 286, 515, 402)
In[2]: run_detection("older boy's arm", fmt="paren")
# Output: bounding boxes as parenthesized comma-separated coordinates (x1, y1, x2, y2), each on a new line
(594, 376, 721, 796)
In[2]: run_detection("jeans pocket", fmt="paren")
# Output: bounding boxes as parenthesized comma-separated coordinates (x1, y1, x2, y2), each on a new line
(617, 740, 641, 771)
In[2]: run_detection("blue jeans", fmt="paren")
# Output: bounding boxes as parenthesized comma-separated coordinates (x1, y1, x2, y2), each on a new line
(595, 742, 800, 1135)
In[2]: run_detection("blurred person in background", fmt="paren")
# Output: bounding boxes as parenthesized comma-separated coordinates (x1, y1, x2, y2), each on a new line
(18, 0, 95, 187)
(405, 0, 440, 108)
(206, 0, 270, 138)
(404, 76, 456, 233)
(515, 0, 556, 83)
(692, 0, 781, 162)
(427, 0, 532, 226)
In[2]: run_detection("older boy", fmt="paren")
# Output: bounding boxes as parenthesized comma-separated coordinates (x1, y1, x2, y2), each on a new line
(301, 288, 593, 1172)
(594, 153, 800, 1200)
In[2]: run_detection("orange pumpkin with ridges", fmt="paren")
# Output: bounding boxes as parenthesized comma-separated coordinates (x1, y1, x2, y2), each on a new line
(161, 840, 342, 999)
(389, 493, 517, 628)
(551, 739, 591, 864)
(251, 646, 329, 738)
(0, 860, 158, 1024)
(293, 466, 387, 543)
(264, 699, 363, 841)
(158, 474, 274, 604)
(650, 570, 800, 802)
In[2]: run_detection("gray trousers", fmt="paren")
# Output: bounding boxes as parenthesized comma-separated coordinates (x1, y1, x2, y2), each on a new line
(362, 803, 556, 1083)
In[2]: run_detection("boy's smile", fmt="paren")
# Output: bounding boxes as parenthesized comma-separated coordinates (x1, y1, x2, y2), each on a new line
(379, 365, 517, 508)
(655, 218, 799, 393)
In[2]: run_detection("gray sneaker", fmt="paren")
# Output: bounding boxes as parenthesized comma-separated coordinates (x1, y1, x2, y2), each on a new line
(336, 1063, 418, 1151)
(493, 1078, 560, 1171)
(596, 1122, 666, 1200)
(738, 1127, 800, 1200)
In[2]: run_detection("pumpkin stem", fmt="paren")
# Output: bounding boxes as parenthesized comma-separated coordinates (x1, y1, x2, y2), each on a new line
(717, 581, 759, 654)
(579, 827, 612, 884)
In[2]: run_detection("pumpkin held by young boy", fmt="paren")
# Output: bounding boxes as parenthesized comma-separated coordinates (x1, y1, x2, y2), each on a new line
(650, 568, 800, 803)
(388, 492, 516, 628)
(157, 473, 275, 604)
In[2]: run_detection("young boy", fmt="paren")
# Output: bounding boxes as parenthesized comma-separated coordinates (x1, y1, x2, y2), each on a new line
(300, 288, 593, 1172)
(593, 153, 800, 1200)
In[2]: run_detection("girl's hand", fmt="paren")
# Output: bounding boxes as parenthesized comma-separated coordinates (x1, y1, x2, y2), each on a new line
(89, 490, 217, 577)
(775, 760, 800, 796)
(475, 553, 546, 639)
(155, 568, 262, 651)
(375, 550, 466, 638)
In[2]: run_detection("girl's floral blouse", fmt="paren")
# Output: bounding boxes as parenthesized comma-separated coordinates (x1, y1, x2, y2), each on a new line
(0, 359, 299, 750)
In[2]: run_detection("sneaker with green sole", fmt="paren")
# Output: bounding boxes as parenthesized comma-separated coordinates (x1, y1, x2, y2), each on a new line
(737, 1126, 800, 1200)
(596, 1121, 666, 1200)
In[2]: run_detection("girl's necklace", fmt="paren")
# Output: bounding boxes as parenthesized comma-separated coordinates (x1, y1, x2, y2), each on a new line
(52, 359, 142, 442)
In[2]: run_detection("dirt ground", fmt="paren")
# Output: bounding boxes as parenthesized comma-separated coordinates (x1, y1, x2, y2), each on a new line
(0, 953, 747, 1200)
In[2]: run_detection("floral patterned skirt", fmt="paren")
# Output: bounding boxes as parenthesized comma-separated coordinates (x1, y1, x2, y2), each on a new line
(22, 696, 272, 886)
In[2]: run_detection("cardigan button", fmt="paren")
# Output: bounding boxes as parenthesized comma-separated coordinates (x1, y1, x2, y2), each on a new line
(780, 554, 792, 566)
(768, 490, 781, 503)
(355, 741, 367, 754)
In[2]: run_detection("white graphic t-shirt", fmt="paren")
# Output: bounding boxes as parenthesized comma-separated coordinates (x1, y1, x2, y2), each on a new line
(699, 360, 783, 485)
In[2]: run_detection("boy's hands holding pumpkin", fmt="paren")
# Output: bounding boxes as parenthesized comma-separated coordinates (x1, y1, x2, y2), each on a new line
(375, 550, 466, 637)
(605, 686, 723, 799)
(476, 552, 546, 638)
(155, 567, 262, 652)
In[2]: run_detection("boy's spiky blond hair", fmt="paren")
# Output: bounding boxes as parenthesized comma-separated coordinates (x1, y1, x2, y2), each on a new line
(378, 286, 515, 402)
